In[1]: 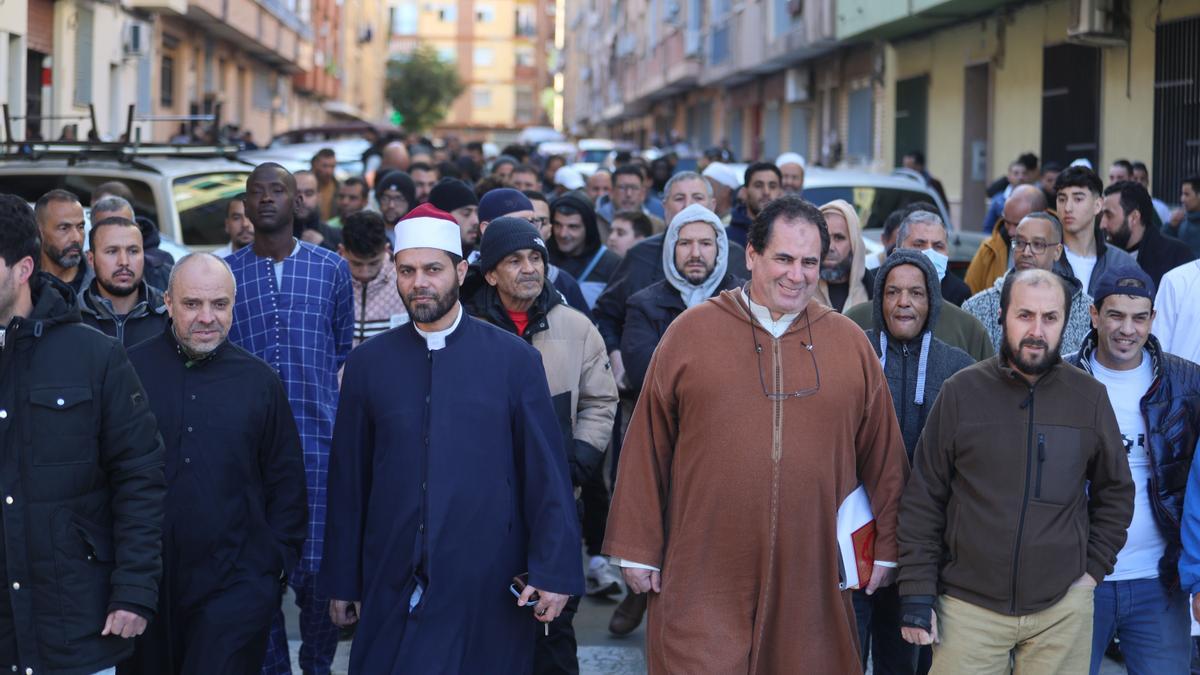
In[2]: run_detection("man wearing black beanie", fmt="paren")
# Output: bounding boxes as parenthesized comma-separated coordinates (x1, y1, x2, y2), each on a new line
(374, 169, 416, 248)
(429, 178, 481, 255)
(467, 216, 618, 675)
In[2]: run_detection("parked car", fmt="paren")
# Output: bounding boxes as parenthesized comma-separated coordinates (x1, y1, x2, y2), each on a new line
(241, 138, 371, 182)
(727, 164, 985, 275)
(1, 147, 253, 250)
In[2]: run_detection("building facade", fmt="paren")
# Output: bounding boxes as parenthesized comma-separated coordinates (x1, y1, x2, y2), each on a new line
(563, 0, 1200, 229)
(387, 0, 559, 138)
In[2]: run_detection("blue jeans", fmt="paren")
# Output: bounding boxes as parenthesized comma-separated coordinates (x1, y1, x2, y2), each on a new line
(1090, 577, 1191, 675)
(852, 586, 930, 674)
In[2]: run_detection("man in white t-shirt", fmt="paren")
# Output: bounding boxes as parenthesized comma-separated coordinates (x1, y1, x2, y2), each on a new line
(1055, 165, 1135, 296)
(1067, 262, 1200, 675)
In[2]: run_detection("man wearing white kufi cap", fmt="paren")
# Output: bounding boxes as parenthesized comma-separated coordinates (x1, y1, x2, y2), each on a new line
(776, 152, 806, 195)
(318, 203, 584, 674)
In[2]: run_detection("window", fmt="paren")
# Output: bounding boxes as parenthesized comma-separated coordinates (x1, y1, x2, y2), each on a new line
(73, 7, 94, 106)
(847, 85, 874, 162)
(174, 172, 254, 246)
(475, 4, 495, 21)
(160, 55, 175, 107)
(391, 4, 418, 34)
(473, 87, 492, 108)
(515, 5, 536, 36)
(515, 85, 536, 121)
(473, 47, 494, 66)
(515, 46, 534, 67)
(438, 4, 456, 21)
(1153, 16, 1200, 203)
(436, 45, 457, 63)
(253, 69, 273, 111)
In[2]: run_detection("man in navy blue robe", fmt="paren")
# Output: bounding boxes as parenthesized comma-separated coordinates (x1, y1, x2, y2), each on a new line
(319, 210, 583, 673)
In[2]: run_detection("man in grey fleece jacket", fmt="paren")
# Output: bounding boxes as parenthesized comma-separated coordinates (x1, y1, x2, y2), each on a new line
(854, 248, 975, 674)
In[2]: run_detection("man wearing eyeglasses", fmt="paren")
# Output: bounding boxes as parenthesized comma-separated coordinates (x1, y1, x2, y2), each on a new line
(603, 195, 910, 673)
(964, 185, 1047, 294)
(962, 212, 1094, 355)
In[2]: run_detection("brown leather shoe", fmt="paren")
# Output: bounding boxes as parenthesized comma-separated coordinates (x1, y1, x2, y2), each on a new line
(608, 591, 648, 636)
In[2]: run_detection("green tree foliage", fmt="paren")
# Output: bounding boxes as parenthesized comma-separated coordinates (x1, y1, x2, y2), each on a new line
(385, 46, 465, 134)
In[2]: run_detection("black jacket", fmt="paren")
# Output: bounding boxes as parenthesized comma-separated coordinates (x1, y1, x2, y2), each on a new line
(0, 274, 165, 674)
(1131, 223, 1195, 290)
(1067, 333, 1200, 589)
(548, 193, 622, 288)
(128, 328, 307, 608)
(78, 280, 169, 348)
(135, 216, 173, 293)
(593, 234, 750, 352)
(727, 202, 753, 248)
(620, 274, 743, 393)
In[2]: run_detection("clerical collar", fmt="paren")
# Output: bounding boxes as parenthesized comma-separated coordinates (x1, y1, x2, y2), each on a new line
(741, 288, 800, 339)
(415, 303, 464, 351)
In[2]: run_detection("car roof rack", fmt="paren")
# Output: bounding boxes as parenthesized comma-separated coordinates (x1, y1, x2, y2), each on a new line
(1, 104, 242, 163)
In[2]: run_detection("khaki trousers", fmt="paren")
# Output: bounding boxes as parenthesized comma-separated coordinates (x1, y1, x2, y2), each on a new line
(930, 585, 1094, 675)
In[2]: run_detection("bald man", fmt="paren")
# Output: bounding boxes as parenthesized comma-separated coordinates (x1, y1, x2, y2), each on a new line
(126, 254, 307, 674)
(964, 184, 1047, 294)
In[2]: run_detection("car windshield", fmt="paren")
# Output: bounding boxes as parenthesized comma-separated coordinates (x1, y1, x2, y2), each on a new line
(581, 149, 610, 163)
(0, 173, 158, 225)
(801, 186, 938, 231)
(173, 172, 251, 246)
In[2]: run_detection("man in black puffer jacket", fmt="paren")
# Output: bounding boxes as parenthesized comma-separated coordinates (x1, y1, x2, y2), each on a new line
(858, 248, 974, 675)
(1066, 262, 1200, 674)
(0, 194, 166, 675)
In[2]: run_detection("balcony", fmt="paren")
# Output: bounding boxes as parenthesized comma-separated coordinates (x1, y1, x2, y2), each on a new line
(836, 0, 1020, 42)
(131, 0, 308, 70)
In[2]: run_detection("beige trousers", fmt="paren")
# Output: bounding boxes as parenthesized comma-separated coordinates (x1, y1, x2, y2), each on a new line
(930, 585, 1094, 675)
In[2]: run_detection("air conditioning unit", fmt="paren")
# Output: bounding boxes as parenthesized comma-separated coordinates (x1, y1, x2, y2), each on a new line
(785, 67, 810, 103)
(1067, 0, 1129, 47)
(123, 21, 149, 57)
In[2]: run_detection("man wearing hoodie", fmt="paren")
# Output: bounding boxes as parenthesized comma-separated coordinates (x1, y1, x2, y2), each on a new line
(466, 216, 618, 675)
(816, 199, 870, 312)
(338, 210, 408, 345)
(610, 204, 743, 637)
(78, 215, 169, 347)
(899, 268, 1133, 674)
(549, 192, 621, 309)
(963, 212, 1094, 356)
(857, 250, 974, 674)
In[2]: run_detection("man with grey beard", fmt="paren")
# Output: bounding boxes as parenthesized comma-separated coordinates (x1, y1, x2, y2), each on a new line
(35, 189, 91, 293)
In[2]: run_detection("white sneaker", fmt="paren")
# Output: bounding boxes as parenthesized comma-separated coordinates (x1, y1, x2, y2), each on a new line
(586, 561, 623, 597)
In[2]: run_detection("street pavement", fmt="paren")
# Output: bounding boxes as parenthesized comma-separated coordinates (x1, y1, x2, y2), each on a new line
(282, 582, 1126, 674)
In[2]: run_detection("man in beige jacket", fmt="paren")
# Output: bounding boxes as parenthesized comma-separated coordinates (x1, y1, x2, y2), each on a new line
(465, 215, 619, 674)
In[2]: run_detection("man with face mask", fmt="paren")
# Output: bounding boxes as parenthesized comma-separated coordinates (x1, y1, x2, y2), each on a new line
(899, 268, 1133, 674)
(887, 210, 971, 307)
(125, 254, 307, 674)
(815, 200, 869, 312)
(962, 212, 1094, 355)
(228, 162, 354, 674)
(319, 210, 583, 673)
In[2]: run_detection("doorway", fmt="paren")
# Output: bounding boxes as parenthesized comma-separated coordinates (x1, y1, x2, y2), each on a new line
(961, 63, 991, 233)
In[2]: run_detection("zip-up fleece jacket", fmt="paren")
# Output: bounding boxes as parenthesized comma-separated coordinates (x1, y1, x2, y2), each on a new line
(899, 357, 1134, 616)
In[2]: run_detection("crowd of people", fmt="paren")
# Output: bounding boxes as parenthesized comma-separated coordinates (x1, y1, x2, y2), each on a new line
(2, 135, 1200, 675)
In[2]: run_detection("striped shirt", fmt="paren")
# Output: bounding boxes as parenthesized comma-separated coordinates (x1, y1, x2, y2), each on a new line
(227, 240, 354, 572)
(351, 260, 409, 346)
